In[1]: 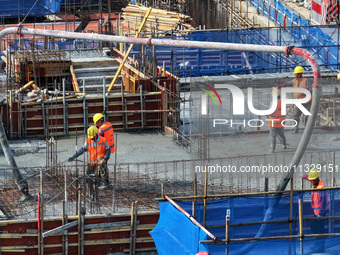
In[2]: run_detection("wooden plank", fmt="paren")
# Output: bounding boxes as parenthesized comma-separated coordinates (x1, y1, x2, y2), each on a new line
(84, 221, 132, 230)
(43, 220, 78, 238)
(16, 81, 35, 93)
(70, 65, 80, 92)
(0, 237, 155, 251)
(123, 247, 157, 253)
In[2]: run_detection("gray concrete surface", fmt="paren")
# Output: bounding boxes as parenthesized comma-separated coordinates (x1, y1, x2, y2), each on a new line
(0, 131, 191, 169)
(0, 128, 339, 171)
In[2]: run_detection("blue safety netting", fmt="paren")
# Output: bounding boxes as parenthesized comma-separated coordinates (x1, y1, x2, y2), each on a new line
(151, 189, 340, 255)
(249, 0, 338, 69)
(127, 1, 339, 77)
(0, 0, 62, 18)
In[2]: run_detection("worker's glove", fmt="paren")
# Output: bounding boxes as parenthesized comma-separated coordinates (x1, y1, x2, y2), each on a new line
(302, 174, 308, 180)
(277, 83, 286, 88)
(68, 157, 74, 162)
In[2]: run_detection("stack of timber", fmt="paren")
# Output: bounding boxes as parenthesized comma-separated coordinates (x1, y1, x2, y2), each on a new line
(122, 4, 197, 35)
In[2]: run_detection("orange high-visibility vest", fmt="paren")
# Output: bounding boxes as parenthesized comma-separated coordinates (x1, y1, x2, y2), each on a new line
(100, 122, 115, 153)
(311, 180, 330, 216)
(268, 100, 286, 128)
(86, 136, 107, 166)
(292, 78, 312, 102)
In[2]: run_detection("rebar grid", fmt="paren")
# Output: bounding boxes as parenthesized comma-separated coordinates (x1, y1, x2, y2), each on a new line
(0, 149, 337, 220)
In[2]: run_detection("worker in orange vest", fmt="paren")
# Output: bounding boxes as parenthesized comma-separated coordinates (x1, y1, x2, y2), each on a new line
(302, 169, 330, 250)
(93, 113, 115, 155)
(278, 66, 312, 133)
(68, 126, 111, 188)
(267, 88, 287, 153)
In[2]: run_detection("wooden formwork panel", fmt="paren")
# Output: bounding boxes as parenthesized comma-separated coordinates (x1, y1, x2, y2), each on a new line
(3, 92, 164, 138)
(0, 212, 159, 255)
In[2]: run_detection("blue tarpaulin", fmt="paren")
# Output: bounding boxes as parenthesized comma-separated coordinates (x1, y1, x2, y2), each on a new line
(0, 0, 62, 18)
(150, 201, 208, 254)
(151, 191, 340, 254)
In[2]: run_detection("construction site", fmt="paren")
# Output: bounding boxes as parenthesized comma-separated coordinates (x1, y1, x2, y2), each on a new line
(0, 0, 340, 254)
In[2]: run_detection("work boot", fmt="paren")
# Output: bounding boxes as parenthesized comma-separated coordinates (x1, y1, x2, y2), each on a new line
(98, 181, 110, 190)
(282, 144, 287, 149)
(270, 145, 275, 153)
(294, 126, 299, 133)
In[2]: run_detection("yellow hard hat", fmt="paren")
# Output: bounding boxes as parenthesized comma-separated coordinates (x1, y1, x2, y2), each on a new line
(337, 73, 340, 80)
(87, 126, 98, 139)
(294, 66, 304, 74)
(272, 88, 281, 97)
(308, 169, 320, 180)
(93, 113, 104, 124)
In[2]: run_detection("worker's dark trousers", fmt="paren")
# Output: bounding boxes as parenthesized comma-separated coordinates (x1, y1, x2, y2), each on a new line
(311, 215, 326, 251)
(269, 127, 286, 151)
(294, 101, 312, 131)
(98, 163, 109, 186)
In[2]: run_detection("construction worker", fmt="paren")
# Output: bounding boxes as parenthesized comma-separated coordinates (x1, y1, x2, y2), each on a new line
(302, 169, 330, 250)
(93, 113, 115, 155)
(278, 66, 312, 133)
(68, 126, 110, 188)
(268, 88, 287, 153)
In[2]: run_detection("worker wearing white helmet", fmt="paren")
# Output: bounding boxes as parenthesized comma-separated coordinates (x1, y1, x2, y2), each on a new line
(302, 169, 330, 251)
(278, 66, 312, 133)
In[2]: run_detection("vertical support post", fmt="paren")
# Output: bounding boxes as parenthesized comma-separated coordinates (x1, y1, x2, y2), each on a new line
(192, 172, 197, 218)
(162, 88, 168, 128)
(289, 177, 293, 255)
(83, 79, 87, 134)
(113, 132, 118, 213)
(299, 198, 303, 255)
(103, 77, 107, 118)
(41, 91, 46, 137)
(332, 151, 335, 187)
(334, 87, 337, 128)
(78, 186, 84, 255)
(63, 167, 68, 254)
(139, 85, 144, 128)
(264, 177, 268, 192)
(63, 79, 67, 136)
(331, 151, 335, 233)
(62, 200, 68, 255)
(225, 209, 230, 255)
(161, 182, 164, 197)
(39, 168, 44, 255)
(130, 201, 137, 255)
(203, 166, 208, 227)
